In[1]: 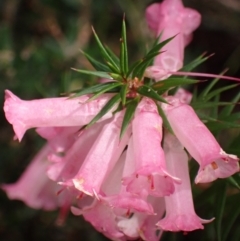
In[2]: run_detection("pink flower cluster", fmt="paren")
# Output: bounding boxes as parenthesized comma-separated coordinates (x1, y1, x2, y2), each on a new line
(2, 0, 239, 240)
(3, 88, 238, 240)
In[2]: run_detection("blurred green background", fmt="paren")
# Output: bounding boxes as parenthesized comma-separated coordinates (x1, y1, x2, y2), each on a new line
(0, 0, 240, 240)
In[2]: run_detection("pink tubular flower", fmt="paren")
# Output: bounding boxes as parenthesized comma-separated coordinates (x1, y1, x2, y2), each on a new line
(117, 196, 165, 241)
(2, 144, 62, 210)
(71, 200, 126, 241)
(145, 0, 201, 72)
(36, 126, 79, 154)
(101, 140, 155, 215)
(123, 98, 180, 197)
(162, 97, 239, 183)
(72, 111, 131, 196)
(47, 120, 108, 182)
(4, 90, 116, 141)
(174, 87, 193, 104)
(157, 132, 213, 231)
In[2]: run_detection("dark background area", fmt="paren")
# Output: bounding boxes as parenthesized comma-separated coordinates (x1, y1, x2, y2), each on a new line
(0, 0, 240, 240)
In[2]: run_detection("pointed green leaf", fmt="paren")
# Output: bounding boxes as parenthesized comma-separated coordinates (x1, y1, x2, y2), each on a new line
(221, 112, 240, 121)
(105, 61, 121, 73)
(211, 95, 219, 119)
(203, 117, 240, 131)
(109, 73, 123, 81)
(132, 51, 164, 79)
(215, 181, 227, 241)
(86, 82, 122, 102)
(181, 53, 211, 72)
(79, 50, 110, 72)
(156, 102, 174, 134)
(105, 45, 120, 65)
(137, 85, 168, 103)
(192, 85, 198, 102)
(127, 59, 142, 78)
(191, 101, 232, 109)
(152, 77, 200, 91)
(120, 15, 128, 76)
(198, 69, 228, 100)
(120, 84, 128, 106)
(223, 193, 240, 241)
(128, 36, 174, 79)
(70, 82, 116, 98)
(86, 94, 121, 128)
(92, 27, 120, 73)
(205, 84, 238, 101)
(72, 68, 113, 79)
(227, 176, 240, 190)
(150, 32, 162, 49)
(147, 35, 175, 56)
(208, 121, 240, 131)
(219, 91, 240, 118)
(120, 98, 139, 138)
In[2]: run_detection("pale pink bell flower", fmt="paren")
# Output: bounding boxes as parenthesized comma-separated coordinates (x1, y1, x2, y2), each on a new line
(123, 98, 181, 197)
(2, 144, 63, 210)
(47, 120, 109, 182)
(101, 139, 155, 216)
(72, 111, 131, 196)
(117, 196, 165, 241)
(4, 90, 116, 141)
(157, 132, 213, 231)
(162, 97, 239, 183)
(145, 0, 201, 72)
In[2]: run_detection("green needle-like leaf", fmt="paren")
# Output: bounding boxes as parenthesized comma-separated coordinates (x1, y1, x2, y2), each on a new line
(72, 68, 113, 79)
(79, 50, 110, 72)
(92, 27, 120, 73)
(227, 176, 240, 190)
(152, 77, 200, 91)
(86, 93, 121, 128)
(132, 51, 164, 79)
(120, 84, 128, 106)
(198, 69, 228, 100)
(219, 91, 240, 118)
(127, 59, 142, 78)
(109, 73, 123, 81)
(223, 193, 240, 241)
(181, 53, 211, 72)
(211, 95, 220, 119)
(105, 45, 120, 65)
(86, 82, 122, 102)
(197, 112, 240, 131)
(215, 181, 227, 241)
(70, 82, 117, 98)
(156, 102, 174, 134)
(204, 84, 238, 101)
(128, 36, 174, 79)
(147, 35, 175, 56)
(120, 15, 128, 76)
(137, 85, 168, 103)
(191, 101, 232, 109)
(120, 98, 139, 138)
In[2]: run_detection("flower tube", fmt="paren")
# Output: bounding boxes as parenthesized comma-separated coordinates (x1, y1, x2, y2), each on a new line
(123, 98, 180, 197)
(102, 138, 154, 215)
(145, 0, 201, 73)
(117, 196, 165, 241)
(2, 144, 61, 210)
(157, 132, 212, 231)
(162, 97, 239, 183)
(72, 111, 131, 196)
(4, 90, 116, 141)
(49, 119, 110, 182)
